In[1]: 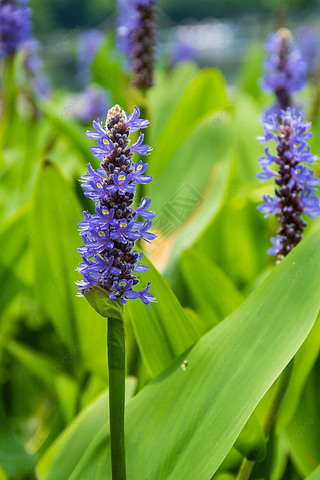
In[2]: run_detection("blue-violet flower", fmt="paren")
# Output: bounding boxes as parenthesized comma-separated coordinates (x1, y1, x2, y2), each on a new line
(261, 28, 306, 112)
(0, 0, 31, 58)
(257, 107, 320, 259)
(73, 86, 110, 123)
(77, 104, 157, 306)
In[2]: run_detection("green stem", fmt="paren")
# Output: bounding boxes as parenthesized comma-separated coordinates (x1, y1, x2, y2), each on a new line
(1, 55, 16, 148)
(236, 361, 293, 480)
(108, 317, 126, 480)
(236, 458, 254, 480)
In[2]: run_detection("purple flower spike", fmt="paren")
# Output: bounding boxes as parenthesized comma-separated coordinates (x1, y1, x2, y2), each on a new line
(257, 107, 320, 260)
(0, 0, 31, 58)
(261, 28, 307, 112)
(117, 0, 157, 89)
(77, 104, 157, 307)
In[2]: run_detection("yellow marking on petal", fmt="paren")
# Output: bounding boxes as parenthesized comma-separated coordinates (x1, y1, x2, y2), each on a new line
(99, 232, 105, 236)
(102, 208, 109, 215)
(97, 183, 103, 188)
(137, 165, 142, 170)
(120, 222, 127, 228)
(103, 139, 109, 144)
(118, 174, 125, 180)
(119, 281, 126, 287)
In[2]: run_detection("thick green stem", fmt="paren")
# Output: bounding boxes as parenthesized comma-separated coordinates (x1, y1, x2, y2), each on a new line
(108, 317, 126, 480)
(1, 55, 16, 149)
(236, 458, 254, 480)
(236, 361, 293, 480)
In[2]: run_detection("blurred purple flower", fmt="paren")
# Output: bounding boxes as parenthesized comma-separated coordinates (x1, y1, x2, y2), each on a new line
(0, 0, 31, 58)
(296, 26, 320, 77)
(73, 86, 110, 123)
(117, 0, 157, 88)
(261, 29, 307, 111)
(169, 37, 198, 65)
(22, 39, 50, 96)
(257, 107, 320, 259)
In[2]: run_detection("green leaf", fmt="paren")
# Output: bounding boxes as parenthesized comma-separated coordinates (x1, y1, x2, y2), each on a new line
(0, 401, 33, 478)
(84, 285, 124, 321)
(53, 374, 78, 424)
(0, 206, 30, 315)
(234, 414, 266, 462)
(306, 465, 320, 480)
(4, 340, 56, 391)
(196, 193, 269, 290)
(150, 68, 229, 178)
(238, 42, 264, 102)
(179, 248, 244, 325)
(0, 464, 8, 480)
(31, 161, 106, 376)
(286, 370, 320, 476)
(149, 114, 233, 275)
(277, 313, 320, 432)
(125, 254, 205, 378)
(68, 227, 320, 480)
(234, 94, 263, 186)
(149, 63, 199, 144)
(91, 35, 127, 106)
(37, 378, 136, 480)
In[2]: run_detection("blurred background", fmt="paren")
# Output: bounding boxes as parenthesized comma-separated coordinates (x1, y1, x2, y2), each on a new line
(30, 0, 320, 87)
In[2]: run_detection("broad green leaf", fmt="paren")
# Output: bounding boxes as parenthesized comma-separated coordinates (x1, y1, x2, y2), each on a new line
(238, 42, 264, 102)
(149, 63, 199, 144)
(91, 35, 127, 106)
(0, 206, 31, 315)
(306, 465, 320, 480)
(148, 115, 233, 274)
(68, 227, 320, 480)
(234, 94, 263, 186)
(4, 340, 56, 391)
(286, 370, 320, 476)
(125, 254, 205, 378)
(277, 313, 320, 432)
(0, 401, 33, 478)
(150, 113, 233, 218)
(37, 378, 136, 480)
(53, 375, 78, 424)
(179, 248, 244, 325)
(196, 193, 269, 290)
(31, 161, 106, 375)
(150, 68, 229, 178)
(0, 464, 8, 480)
(233, 414, 266, 462)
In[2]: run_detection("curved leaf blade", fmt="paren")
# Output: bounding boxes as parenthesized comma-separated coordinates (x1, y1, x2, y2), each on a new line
(68, 227, 320, 480)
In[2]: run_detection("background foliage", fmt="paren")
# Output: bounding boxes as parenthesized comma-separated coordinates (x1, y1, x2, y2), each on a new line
(1, 1, 320, 480)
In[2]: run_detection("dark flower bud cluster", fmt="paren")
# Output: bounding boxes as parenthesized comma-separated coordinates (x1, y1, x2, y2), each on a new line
(261, 28, 306, 113)
(117, 0, 157, 89)
(257, 108, 320, 260)
(77, 105, 157, 306)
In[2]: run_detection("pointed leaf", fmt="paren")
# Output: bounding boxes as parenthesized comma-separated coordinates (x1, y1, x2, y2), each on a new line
(68, 227, 320, 480)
